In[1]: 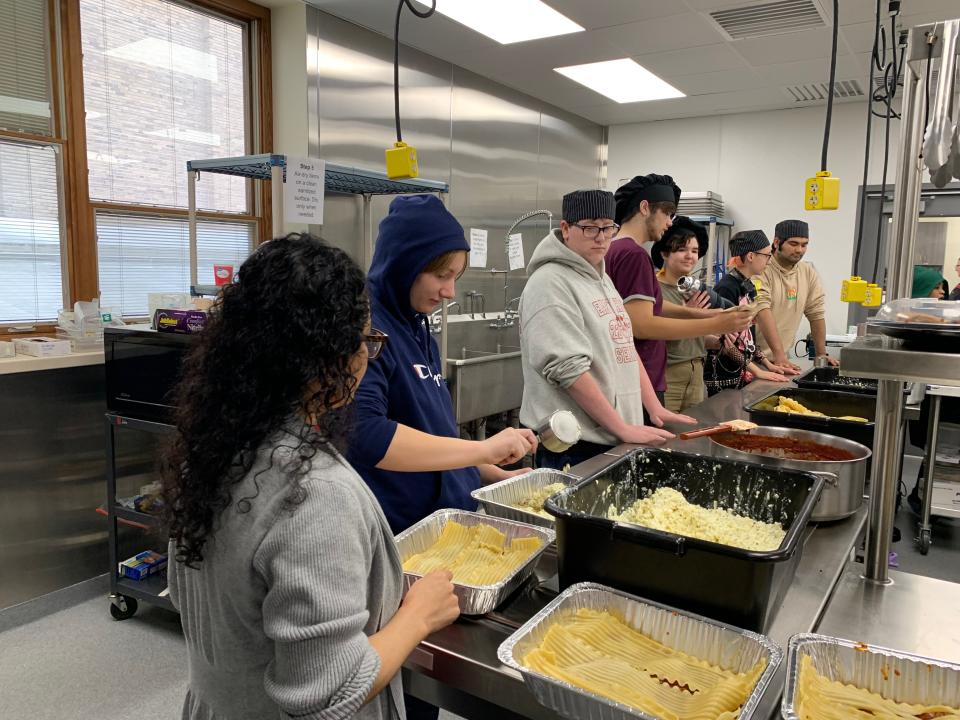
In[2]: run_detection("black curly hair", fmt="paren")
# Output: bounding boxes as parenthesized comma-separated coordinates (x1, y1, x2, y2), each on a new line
(160, 233, 369, 567)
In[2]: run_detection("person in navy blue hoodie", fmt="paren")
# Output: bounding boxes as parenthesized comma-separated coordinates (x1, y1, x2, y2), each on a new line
(349, 195, 537, 720)
(350, 195, 536, 533)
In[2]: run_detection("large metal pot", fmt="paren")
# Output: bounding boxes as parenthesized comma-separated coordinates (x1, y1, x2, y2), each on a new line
(709, 427, 870, 522)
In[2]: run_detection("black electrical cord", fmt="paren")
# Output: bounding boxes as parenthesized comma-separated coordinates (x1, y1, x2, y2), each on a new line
(921, 31, 936, 158)
(393, 0, 436, 143)
(852, 0, 882, 277)
(869, 2, 902, 285)
(821, 0, 840, 172)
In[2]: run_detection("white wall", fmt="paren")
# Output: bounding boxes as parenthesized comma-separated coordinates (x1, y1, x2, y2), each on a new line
(271, 2, 310, 235)
(926, 217, 960, 290)
(608, 102, 901, 340)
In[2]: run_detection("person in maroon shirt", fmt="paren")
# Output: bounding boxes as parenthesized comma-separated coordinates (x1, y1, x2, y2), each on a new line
(607, 174, 751, 408)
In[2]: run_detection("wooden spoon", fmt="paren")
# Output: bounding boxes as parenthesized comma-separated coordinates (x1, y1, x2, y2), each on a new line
(679, 419, 757, 440)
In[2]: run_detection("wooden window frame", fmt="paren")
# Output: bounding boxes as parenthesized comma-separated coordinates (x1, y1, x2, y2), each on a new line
(2, 0, 272, 334)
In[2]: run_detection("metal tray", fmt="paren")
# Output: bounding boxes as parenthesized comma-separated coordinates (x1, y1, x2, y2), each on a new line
(782, 633, 960, 719)
(869, 320, 960, 350)
(498, 582, 782, 720)
(471, 469, 580, 528)
(394, 509, 555, 616)
(793, 366, 877, 395)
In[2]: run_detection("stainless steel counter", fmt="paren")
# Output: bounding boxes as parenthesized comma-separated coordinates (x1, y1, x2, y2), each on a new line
(818, 565, 960, 662)
(842, 335, 960, 386)
(403, 383, 868, 719)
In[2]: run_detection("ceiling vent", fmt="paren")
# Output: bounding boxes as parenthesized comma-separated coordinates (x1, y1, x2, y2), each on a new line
(784, 79, 865, 103)
(709, 0, 827, 41)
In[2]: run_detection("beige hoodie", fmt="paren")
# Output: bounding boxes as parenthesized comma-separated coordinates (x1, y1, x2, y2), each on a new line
(519, 229, 645, 446)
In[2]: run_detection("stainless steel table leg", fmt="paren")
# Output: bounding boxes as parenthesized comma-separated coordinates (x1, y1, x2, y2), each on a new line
(918, 394, 942, 555)
(865, 378, 903, 583)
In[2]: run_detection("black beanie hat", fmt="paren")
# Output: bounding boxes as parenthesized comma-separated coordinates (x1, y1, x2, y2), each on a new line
(650, 216, 708, 269)
(774, 219, 809, 241)
(730, 230, 770, 257)
(614, 174, 682, 225)
(562, 189, 616, 224)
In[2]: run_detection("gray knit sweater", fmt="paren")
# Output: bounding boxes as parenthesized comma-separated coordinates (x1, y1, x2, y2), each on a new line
(169, 432, 405, 720)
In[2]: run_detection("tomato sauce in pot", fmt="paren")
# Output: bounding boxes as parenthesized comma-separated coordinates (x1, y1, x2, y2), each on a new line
(713, 431, 856, 462)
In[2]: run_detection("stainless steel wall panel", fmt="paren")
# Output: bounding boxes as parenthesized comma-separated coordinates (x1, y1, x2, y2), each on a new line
(308, 12, 453, 182)
(0, 366, 156, 611)
(305, 7, 604, 291)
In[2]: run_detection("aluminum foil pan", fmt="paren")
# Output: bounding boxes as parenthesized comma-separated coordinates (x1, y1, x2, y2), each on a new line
(471, 469, 580, 528)
(394, 509, 555, 616)
(781, 633, 960, 719)
(498, 582, 782, 720)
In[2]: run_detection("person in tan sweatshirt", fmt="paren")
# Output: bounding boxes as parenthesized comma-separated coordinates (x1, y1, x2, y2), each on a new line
(753, 219, 836, 371)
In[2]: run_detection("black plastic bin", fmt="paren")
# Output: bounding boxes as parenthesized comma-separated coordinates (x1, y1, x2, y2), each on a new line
(745, 387, 876, 450)
(545, 448, 824, 632)
(793, 366, 877, 395)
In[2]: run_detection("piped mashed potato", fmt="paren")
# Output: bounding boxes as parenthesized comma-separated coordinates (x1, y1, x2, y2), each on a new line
(609, 487, 785, 552)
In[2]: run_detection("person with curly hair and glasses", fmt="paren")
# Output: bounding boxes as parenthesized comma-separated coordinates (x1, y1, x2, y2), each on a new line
(161, 234, 460, 720)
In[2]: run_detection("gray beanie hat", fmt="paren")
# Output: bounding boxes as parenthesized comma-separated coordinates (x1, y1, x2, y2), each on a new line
(774, 219, 809, 240)
(562, 190, 616, 224)
(730, 230, 770, 257)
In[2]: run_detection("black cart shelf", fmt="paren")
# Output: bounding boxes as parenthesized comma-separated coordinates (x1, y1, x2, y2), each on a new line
(105, 412, 175, 620)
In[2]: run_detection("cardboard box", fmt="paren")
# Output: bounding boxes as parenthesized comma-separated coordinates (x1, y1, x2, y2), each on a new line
(13, 338, 72, 357)
(118, 551, 168, 581)
(153, 308, 207, 334)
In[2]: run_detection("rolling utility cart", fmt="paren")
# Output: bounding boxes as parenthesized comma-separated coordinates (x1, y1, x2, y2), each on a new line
(689, 215, 734, 285)
(105, 413, 174, 620)
(917, 384, 960, 554)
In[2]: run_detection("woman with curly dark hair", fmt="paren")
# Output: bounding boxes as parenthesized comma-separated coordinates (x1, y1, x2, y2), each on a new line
(161, 233, 459, 720)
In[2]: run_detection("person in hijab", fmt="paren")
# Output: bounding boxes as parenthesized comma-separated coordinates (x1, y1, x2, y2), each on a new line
(912, 265, 946, 299)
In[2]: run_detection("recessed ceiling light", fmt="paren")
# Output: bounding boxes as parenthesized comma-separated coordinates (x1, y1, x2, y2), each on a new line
(554, 59, 685, 103)
(417, 0, 584, 44)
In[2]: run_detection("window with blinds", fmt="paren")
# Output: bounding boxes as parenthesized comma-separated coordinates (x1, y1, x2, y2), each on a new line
(97, 213, 253, 317)
(80, 0, 249, 212)
(0, 0, 52, 137)
(0, 140, 65, 323)
(79, 0, 256, 317)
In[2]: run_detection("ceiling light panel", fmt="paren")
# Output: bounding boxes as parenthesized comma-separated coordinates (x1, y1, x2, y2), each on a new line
(555, 59, 685, 103)
(417, 0, 584, 44)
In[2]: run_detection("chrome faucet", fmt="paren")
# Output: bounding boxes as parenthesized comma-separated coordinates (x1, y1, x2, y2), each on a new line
(429, 301, 460, 334)
(465, 291, 485, 319)
(491, 296, 522, 329)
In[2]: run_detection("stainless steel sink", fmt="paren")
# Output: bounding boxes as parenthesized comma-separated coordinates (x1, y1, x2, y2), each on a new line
(443, 317, 523, 424)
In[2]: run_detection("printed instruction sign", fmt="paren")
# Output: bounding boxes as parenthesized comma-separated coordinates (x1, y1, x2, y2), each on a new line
(284, 156, 325, 225)
(469, 228, 488, 268)
(508, 233, 525, 271)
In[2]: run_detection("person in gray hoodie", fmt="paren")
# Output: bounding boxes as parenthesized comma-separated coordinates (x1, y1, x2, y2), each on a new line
(519, 190, 695, 469)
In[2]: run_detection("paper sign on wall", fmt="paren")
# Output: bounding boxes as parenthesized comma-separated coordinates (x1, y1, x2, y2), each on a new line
(508, 233, 525, 271)
(469, 228, 488, 268)
(284, 157, 325, 225)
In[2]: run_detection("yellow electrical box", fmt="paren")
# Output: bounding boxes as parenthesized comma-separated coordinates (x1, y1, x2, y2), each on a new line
(805, 171, 840, 210)
(385, 141, 419, 179)
(841, 276, 868, 303)
(862, 283, 882, 307)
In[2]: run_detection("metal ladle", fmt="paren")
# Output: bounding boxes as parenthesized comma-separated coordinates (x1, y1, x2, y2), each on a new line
(531, 410, 582, 468)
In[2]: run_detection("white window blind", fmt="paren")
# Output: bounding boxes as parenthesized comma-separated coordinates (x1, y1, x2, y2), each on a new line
(0, 140, 64, 323)
(96, 213, 252, 317)
(80, 0, 249, 212)
(0, 0, 52, 137)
